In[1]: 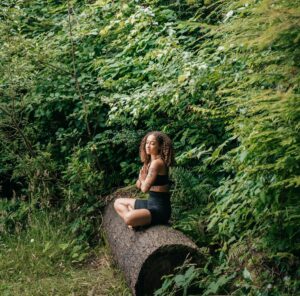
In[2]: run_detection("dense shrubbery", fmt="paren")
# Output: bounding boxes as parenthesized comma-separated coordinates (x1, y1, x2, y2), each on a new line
(0, 0, 299, 294)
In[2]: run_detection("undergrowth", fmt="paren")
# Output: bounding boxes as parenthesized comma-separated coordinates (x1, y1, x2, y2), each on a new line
(0, 210, 130, 296)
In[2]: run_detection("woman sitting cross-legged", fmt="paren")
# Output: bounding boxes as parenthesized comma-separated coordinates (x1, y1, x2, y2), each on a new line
(114, 131, 175, 229)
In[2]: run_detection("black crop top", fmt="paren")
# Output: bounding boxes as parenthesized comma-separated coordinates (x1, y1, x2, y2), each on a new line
(152, 174, 169, 186)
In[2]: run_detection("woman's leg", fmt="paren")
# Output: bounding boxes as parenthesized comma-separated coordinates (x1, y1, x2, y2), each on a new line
(113, 198, 135, 219)
(123, 209, 151, 227)
(114, 198, 151, 227)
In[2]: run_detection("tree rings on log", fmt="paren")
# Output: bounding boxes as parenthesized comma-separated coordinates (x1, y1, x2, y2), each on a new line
(103, 189, 202, 296)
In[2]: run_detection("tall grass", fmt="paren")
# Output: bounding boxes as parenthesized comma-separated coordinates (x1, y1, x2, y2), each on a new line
(0, 210, 130, 296)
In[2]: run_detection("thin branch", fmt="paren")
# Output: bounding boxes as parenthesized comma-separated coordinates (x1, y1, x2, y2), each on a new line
(0, 104, 35, 157)
(67, 0, 91, 138)
(66, 1, 102, 171)
(34, 58, 72, 75)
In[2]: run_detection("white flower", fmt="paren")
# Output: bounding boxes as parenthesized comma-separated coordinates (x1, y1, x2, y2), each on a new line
(167, 28, 176, 37)
(217, 46, 225, 51)
(267, 284, 272, 289)
(183, 51, 192, 60)
(198, 63, 208, 70)
(30, 239, 34, 243)
(140, 7, 155, 17)
(224, 10, 234, 22)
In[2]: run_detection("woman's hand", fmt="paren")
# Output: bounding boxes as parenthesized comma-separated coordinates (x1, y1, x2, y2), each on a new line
(136, 165, 147, 189)
(136, 179, 141, 189)
(138, 164, 148, 181)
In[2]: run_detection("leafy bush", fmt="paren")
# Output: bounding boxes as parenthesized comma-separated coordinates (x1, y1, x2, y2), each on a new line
(0, 0, 299, 294)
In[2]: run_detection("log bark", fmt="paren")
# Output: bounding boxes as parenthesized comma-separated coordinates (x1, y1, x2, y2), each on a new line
(103, 190, 202, 296)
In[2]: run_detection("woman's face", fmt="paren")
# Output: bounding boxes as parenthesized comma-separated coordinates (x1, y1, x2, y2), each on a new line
(145, 134, 160, 156)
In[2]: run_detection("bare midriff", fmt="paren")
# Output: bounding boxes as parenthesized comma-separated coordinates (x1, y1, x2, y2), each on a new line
(149, 184, 169, 192)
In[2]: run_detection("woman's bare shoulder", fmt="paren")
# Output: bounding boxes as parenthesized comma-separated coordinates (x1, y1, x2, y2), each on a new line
(150, 158, 166, 170)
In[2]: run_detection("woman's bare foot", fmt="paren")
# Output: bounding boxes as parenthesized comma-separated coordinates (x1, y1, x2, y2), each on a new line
(128, 225, 133, 229)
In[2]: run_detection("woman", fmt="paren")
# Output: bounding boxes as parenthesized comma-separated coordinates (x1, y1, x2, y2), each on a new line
(114, 131, 174, 229)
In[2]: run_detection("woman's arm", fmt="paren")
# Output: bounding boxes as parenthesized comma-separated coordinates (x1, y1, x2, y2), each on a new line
(140, 161, 160, 193)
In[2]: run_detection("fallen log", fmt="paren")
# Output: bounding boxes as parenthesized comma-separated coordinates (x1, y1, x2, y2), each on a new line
(102, 189, 202, 296)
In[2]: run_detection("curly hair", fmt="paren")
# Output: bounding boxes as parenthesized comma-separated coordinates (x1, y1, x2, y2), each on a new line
(139, 131, 175, 167)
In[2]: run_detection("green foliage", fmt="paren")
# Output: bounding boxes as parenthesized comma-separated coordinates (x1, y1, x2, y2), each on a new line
(0, 198, 30, 234)
(12, 151, 59, 206)
(0, 210, 131, 295)
(169, 167, 212, 244)
(171, 167, 211, 212)
(155, 263, 201, 296)
(204, 0, 300, 253)
(0, 0, 299, 294)
(0, 210, 87, 279)
(61, 146, 105, 243)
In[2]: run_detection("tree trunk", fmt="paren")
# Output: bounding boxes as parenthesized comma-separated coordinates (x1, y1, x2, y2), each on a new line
(103, 190, 202, 296)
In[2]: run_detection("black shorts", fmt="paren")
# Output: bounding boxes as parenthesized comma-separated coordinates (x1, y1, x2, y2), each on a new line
(134, 191, 171, 225)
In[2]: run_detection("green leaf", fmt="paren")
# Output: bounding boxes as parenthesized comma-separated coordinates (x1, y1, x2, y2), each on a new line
(58, 243, 69, 251)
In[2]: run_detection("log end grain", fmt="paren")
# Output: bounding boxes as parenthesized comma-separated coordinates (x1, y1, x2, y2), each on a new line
(135, 244, 202, 296)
